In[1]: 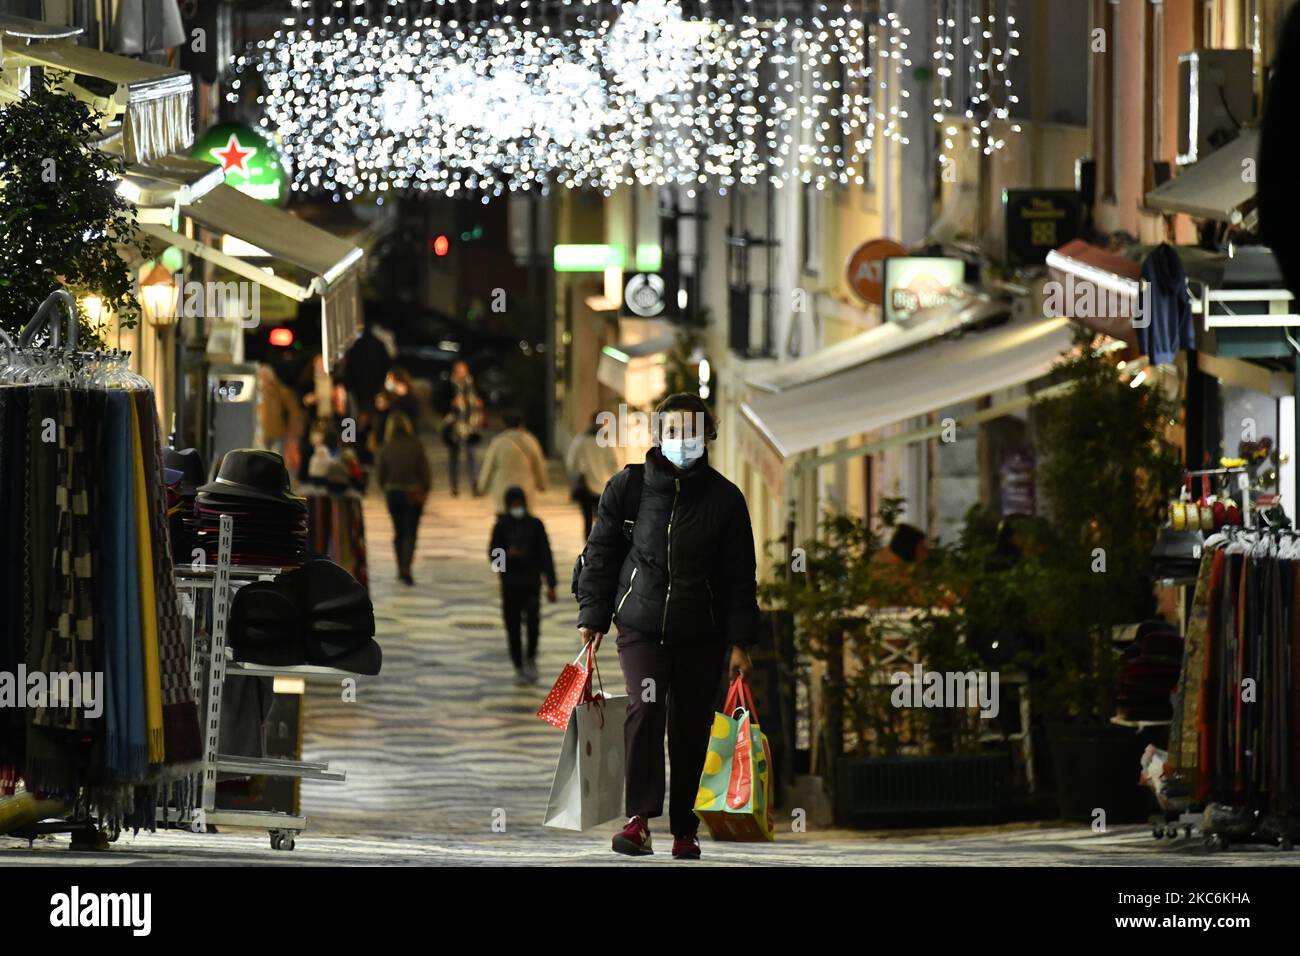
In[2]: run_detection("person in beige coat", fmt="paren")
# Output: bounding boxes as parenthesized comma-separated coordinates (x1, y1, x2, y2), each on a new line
(476, 413, 548, 513)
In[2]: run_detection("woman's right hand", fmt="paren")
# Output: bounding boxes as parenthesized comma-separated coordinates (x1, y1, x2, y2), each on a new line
(578, 627, 603, 652)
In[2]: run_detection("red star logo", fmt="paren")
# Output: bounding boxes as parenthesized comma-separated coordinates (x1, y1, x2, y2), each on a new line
(211, 134, 257, 176)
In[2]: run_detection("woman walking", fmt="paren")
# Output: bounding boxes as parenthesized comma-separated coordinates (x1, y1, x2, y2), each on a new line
(574, 393, 759, 860)
(440, 360, 484, 495)
(375, 411, 432, 586)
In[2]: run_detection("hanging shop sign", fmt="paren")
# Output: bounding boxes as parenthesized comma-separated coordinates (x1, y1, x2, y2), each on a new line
(1003, 189, 1082, 267)
(623, 273, 666, 318)
(191, 123, 288, 206)
(845, 238, 907, 306)
(881, 256, 965, 323)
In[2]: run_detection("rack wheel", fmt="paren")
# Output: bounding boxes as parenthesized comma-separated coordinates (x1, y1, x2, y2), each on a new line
(1204, 833, 1228, 852)
(279, 833, 295, 852)
(1165, 825, 1178, 839)
(105, 822, 120, 844)
(1152, 827, 1164, 839)
(269, 831, 282, 850)
(1281, 837, 1294, 852)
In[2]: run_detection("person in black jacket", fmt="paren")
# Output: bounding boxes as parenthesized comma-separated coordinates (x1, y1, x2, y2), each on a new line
(490, 486, 557, 685)
(575, 392, 758, 860)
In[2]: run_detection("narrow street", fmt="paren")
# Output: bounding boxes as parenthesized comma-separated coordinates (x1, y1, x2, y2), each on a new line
(1, 447, 1294, 866)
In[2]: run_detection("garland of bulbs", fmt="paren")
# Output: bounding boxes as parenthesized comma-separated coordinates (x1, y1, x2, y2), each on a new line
(227, 0, 876, 198)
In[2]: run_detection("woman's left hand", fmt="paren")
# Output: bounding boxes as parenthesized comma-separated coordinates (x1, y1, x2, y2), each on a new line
(729, 646, 752, 681)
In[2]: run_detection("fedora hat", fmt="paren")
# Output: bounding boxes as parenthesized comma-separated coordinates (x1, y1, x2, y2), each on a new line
(165, 447, 208, 495)
(197, 449, 305, 505)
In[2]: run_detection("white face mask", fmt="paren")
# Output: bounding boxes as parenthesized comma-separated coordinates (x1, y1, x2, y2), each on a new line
(509, 506, 526, 519)
(660, 436, 705, 469)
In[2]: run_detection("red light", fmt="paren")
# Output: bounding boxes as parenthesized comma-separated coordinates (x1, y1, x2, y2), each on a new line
(269, 327, 294, 347)
(433, 234, 450, 257)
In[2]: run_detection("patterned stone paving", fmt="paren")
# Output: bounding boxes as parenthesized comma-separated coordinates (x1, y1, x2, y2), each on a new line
(4, 445, 1298, 865)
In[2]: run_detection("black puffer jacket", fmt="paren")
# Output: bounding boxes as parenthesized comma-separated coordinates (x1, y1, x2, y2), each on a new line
(576, 447, 758, 647)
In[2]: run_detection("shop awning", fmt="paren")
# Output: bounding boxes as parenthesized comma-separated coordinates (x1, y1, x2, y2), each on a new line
(752, 292, 1009, 393)
(1145, 129, 1258, 224)
(0, 14, 82, 40)
(741, 317, 1075, 462)
(138, 184, 364, 368)
(120, 154, 224, 214)
(597, 335, 674, 407)
(7, 41, 192, 164)
(1044, 239, 1143, 346)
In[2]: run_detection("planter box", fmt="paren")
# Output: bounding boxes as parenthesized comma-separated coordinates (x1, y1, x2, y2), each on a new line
(835, 753, 1012, 827)
(1047, 722, 1165, 824)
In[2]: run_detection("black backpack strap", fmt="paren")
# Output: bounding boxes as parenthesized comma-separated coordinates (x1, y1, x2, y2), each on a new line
(621, 463, 644, 538)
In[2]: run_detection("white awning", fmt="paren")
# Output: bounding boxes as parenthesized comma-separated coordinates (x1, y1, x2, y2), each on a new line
(752, 292, 1009, 393)
(0, 14, 82, 40)
(597, 335, 674, 407)
(741, 317, 1075, 461)
(120, 154, 224, 212)
(138, 184, 364, 369)
(1145, 129, 1258, 224)
(7, 41, 192, 164)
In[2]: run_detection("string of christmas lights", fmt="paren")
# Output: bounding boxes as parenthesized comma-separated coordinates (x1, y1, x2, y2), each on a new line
(227, 0, 876, 197)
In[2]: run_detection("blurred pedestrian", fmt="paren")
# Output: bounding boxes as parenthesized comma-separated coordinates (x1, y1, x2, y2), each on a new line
(441, 360, 484, 495)
(375, 411, 432, 585)
(477, 412, 547, 513)
(489, 486, 557, 684)
(257, 362, 301, 460)
(565, 411, 618, 539)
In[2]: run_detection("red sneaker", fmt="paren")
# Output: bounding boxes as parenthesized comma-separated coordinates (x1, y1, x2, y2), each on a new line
(671, 833, 701, 860)
(612, 816, 653, 856)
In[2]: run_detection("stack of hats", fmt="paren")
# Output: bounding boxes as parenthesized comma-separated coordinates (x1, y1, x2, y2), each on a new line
(195, 449, 308, 567)
(164, 447, 206, 566)
(230, 559, 381, 675)
(1115, 620, 1184, 722)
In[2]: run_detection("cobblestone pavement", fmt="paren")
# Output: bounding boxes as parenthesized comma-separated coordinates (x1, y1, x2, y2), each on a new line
(4, 445, 1298, 866)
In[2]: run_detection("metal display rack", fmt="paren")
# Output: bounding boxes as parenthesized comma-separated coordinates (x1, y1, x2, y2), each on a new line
(168, 514, 351, 851)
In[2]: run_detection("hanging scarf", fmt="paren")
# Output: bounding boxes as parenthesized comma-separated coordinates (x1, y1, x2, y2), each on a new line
(135, 391, 200, 766)
(131, 401, 166, 764)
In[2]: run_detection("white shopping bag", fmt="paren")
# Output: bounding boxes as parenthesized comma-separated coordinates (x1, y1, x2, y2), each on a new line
(542, 691, 627, 831)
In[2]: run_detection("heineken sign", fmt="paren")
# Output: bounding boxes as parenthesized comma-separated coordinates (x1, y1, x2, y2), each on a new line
(191, 123, 287, 205)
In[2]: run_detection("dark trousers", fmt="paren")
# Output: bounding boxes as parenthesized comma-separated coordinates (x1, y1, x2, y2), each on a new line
(384, 490, 424, 576)
(617, 632, 727, 836)
(576, 487, 599, 540)
(448, 443, 477, 493)
(501, 584, 540, 667)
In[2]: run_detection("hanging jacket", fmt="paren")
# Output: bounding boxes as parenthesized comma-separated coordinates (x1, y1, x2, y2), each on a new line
(1139, 243, 1194, 365)
(576, 447, 758, 647)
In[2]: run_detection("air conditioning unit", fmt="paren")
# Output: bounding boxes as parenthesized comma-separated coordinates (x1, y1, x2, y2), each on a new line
(1177, 49, 1255, 166)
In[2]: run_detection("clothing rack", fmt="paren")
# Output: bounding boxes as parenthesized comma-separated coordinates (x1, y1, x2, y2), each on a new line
(167, 514, 352, 851)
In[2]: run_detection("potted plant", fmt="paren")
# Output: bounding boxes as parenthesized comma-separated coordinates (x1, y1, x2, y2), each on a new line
(1026, 332, 1182, 822)
(0, 85, 145, 346)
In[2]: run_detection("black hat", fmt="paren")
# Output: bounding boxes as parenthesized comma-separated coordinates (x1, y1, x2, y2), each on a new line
(165, 447, 207, 495)
(197, 449, 305, 505)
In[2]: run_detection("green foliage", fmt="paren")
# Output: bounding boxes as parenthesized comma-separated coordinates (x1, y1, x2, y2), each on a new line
(1025, 331, 1182, 722)
(0, 85, 145, 348)
(761, 333, 1183, 763)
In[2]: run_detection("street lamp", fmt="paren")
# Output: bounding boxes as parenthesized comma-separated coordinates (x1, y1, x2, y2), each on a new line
(140, 263, 178, 327)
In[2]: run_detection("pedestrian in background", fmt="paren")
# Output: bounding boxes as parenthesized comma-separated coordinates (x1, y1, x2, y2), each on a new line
(441, 360, 484, 495)
(575, 392, 759, 860)
(476, 412, 547, 513)
(376, 411, 432, 586)
(565, 411, 619, 539)
(489, 486, 557, 684)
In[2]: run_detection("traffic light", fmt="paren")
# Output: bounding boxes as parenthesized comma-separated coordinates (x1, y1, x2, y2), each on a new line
(432, 234, 450, 257)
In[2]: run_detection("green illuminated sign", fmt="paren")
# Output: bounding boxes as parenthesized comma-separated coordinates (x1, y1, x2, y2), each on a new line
(191, 123, 288, 206)
(553, 243, 663, 273)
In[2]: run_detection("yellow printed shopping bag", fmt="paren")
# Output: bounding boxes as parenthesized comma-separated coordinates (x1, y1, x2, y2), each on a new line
(693, 675, 775, 841)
